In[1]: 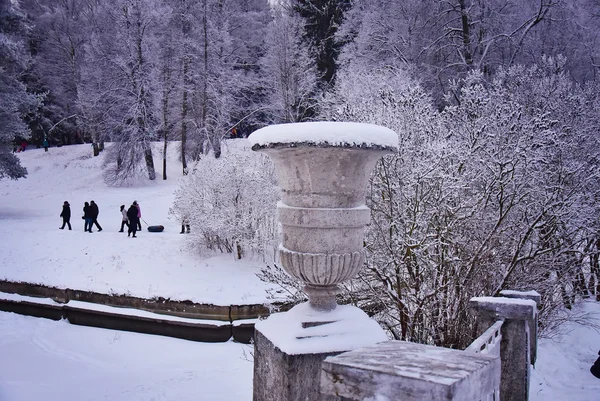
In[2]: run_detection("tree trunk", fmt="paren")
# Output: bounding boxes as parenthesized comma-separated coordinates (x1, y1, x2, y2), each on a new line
(201, 0, 209, 154)
(162, 90, 168, 180)
(144, 141, 156, 180)
(181, 85, 189, 175)
(458, 0, 473, 67)
(181, 8, 190, 176)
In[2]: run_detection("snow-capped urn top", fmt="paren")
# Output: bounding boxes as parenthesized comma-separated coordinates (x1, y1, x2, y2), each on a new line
(248, 122, 399, 151)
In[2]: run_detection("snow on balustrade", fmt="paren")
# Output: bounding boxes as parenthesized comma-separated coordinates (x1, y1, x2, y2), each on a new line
(465, 319, 504, 357)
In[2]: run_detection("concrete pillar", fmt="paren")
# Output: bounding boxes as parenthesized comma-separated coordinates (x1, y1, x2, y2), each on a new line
(500, 289, 540, 365)
(470, 296, 537, 401)
(253, 330, 337, 401)
(321, 340, 500, 401)
(252, 303, 387, 401)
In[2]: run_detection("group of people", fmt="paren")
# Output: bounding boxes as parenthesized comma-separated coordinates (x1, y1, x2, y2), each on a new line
(120, 201, 142, 238)
(59, 200, 142, 238)
(83, 201, 102, 232)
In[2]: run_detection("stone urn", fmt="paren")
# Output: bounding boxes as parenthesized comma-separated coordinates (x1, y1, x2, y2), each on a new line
(249, 122, 398, 312)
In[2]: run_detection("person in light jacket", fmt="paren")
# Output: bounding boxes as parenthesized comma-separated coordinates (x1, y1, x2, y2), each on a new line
(119, 205, 129, 232)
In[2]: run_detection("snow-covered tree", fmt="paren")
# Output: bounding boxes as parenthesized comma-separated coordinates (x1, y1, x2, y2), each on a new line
(260, 2, 318, 123)
(337, 0, 589, 106)
(0, 0, 38, 180)
(23, 0, 89, 146)
(80, 0, 163, 183)
(318, 59, 600, 345)
(293, 0, 350, 88)
(171, 140, 279, 260)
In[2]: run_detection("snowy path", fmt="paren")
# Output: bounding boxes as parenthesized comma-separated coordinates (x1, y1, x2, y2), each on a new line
(530, 301, 600, 401)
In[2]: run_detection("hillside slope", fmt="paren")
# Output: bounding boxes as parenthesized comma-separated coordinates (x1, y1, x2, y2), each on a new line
(0, 141, 274, 305)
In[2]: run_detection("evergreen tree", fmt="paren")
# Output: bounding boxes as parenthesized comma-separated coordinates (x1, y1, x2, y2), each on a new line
(293, 0, 351, 88)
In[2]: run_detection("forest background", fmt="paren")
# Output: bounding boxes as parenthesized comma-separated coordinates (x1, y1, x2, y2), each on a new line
(1, 0, 600, 348)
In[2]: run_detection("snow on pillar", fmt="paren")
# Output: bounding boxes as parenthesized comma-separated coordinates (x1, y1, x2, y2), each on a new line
(500, 289, 541, 365)
(470, 296, 538, 401)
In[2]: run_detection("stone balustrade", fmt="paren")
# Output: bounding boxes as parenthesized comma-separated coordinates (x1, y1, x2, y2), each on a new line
(317, 290, 538, 401)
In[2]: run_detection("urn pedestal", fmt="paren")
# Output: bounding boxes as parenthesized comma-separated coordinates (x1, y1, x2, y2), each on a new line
(249, 122, 398, 401)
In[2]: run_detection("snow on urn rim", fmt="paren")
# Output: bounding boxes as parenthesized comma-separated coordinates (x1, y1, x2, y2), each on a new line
(248, 121, 399, 151)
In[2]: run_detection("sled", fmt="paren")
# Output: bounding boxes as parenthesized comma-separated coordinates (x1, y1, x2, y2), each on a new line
(147, 225, 165, 232)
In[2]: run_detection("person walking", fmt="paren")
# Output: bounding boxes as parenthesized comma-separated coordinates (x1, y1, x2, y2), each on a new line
(180, 217, 190, 234)
(83, 201, 93, 232)
(133, 200, 142, 231)
(127, 203, 139, 238)
(59, 201, 71, 230)
(89, 200, 103, 232)
(119, 205, 129, 232)
(43, 138, 49, 152)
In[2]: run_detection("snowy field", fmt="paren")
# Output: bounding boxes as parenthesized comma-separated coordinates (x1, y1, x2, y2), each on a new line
(0, 312, 253, 401)
(0, 143, 274, 305)
(1, 143, 599, 400)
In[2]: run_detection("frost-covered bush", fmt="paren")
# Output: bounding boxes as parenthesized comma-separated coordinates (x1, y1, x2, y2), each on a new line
(171, 140, 279, 260)
(317, 62, 600, 346)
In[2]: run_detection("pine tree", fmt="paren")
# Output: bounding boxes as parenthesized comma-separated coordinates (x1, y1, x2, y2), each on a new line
(293, 0, 351, 88)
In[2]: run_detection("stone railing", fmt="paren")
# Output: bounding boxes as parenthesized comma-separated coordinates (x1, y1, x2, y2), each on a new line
(318, 290, 539, 401)
(465, 319, 503, 357)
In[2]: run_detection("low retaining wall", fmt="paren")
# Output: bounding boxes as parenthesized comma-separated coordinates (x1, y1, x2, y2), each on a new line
(0, 280, 291, 344)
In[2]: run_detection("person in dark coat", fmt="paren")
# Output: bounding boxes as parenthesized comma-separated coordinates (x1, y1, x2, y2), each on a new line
(591, 351, 600, 379)
(180, 217, 190, 234)
(133, 200, 142, 231)
(83, 202, 93, 232)
(59, 201, 71, 230)
(89, 200, 102, 232)
(127, 204, 139, 238)
(119, 205, 129, 232)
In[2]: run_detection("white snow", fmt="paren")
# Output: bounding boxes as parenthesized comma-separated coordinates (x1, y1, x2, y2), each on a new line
(530, 301, 600, 401)
(471, 296, 538, 318)
(0, 291, 62, 306)
(0, 143, 274, 306)
(1, 291, 231, 324)
(0, 144, 599, 400)
(500, 290, 541, 297)
(0, 312, 253, 401)
(255, 302, 387, 355)
(248, 121, 399, 149)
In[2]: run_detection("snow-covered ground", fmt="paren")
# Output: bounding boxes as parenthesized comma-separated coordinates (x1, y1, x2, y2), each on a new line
(0, 143, 273, 305)
(0, 312, 253, 401)
(1, 143, 599, 400)
(530, 301, 600, 401)
(1, 301, 598, 400)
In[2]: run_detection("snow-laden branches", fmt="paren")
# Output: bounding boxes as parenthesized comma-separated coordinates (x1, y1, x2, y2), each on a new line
(171, 140, 280, 260)
(321, 61, 600, 345)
